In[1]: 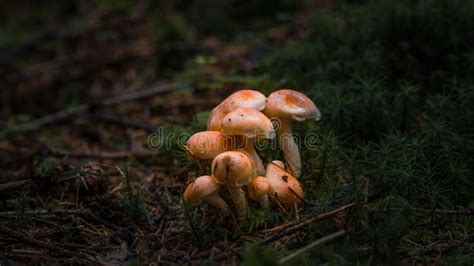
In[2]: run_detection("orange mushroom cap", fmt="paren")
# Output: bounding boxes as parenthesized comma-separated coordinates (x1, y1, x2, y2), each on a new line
(211, 151, 254, 216)
(186, 131, 231, 160)
(208, 90, 266, 131)
(221, 108, 275, 139)
(220, 108, 275, 176)
(183, 175, 221, 205)
(265, 160, 304, 209)
(212, 151, 253, 187)
(264, 89, 321, 122)
(248, 176, 270, 200)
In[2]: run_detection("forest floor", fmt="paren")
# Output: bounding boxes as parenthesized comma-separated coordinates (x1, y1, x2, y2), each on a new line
(1, 1, 473, 265)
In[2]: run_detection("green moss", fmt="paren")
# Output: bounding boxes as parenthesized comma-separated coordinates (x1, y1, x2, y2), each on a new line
(253, 1, 474, 263)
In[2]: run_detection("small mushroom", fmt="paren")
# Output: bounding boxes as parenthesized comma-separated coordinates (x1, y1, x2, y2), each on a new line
(266, 160, 304, 211)
(183, 175, 229, 214)
(248, 176, 270, 209)
(221, 108, 275, 176)
(186, 131, 232, 162)
(208, 90, 266, 131)
(212, 151, 254, 218)
(264, 89, 321, 177)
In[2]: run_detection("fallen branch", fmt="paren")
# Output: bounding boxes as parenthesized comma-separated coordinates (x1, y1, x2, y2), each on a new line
(102, 81, 188, 106)
(278, 230, 346, 264)
(17, 109, 79, 133)
(262, 203, 355, 244)
(84, 113, 156, 132)
(16, 81, 190, 133)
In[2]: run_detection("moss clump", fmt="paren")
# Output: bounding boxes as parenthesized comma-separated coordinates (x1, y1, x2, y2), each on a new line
(255, 0, 474, 264)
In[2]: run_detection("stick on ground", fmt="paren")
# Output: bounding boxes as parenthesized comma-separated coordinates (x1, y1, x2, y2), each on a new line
(16, 81, 190, 133)
(262, 203, 355, 244)
(278, 230, 346, 264)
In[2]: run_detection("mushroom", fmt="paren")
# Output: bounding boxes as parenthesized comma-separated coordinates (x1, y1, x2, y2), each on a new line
(212, 151, 253, 217)
(183, 175, 229, 214)
(186, 131, 232, 163)
(221, 108, 275, 176)
(265, 160, 304, 211)
(264, 89, 321, 177)
(248, 176, 270, 209)
(208, 90, 266, 131)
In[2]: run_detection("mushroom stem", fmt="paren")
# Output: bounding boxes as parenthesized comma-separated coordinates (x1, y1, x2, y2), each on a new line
(204, 193, 230, 214)
(183, 175, 229, 214)
(258, 194, 269, 209)
(278, 119, 301, 177)
(226, 184, 247, 218)
(243, 138, 265, 176)
(212, 151, 253, 220)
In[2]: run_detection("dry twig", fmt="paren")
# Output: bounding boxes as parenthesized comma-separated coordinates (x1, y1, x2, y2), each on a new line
(278, 230, 346, 264)
(16, 81, 190, 133)
(262, 203, 355, 244)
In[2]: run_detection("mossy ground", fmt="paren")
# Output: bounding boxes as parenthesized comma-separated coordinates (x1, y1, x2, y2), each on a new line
(1, 0, 473, 264)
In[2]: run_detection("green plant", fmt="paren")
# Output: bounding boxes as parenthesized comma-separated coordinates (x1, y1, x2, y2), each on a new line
(182, 198, 209, 248)
(116, 161, 149, 225)
(15, 187, 33, 226)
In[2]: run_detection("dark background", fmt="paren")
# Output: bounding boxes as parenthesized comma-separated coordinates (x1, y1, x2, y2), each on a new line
(1, 0, 473, 264)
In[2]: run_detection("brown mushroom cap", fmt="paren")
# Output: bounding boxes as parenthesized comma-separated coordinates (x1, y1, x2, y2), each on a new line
(221, 108, 275, 139)
(186, 131, 230, 160)
(208, 90, 266, 131)
(248, 176, 270, 200)
(265, 160, 304, 208)
(212, 151, 253, 187)
(183, 175, 220, 205)
(264, 89, 321, 122)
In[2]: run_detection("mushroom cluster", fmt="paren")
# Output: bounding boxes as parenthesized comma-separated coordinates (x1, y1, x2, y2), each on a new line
(183, 89, 320, 219)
